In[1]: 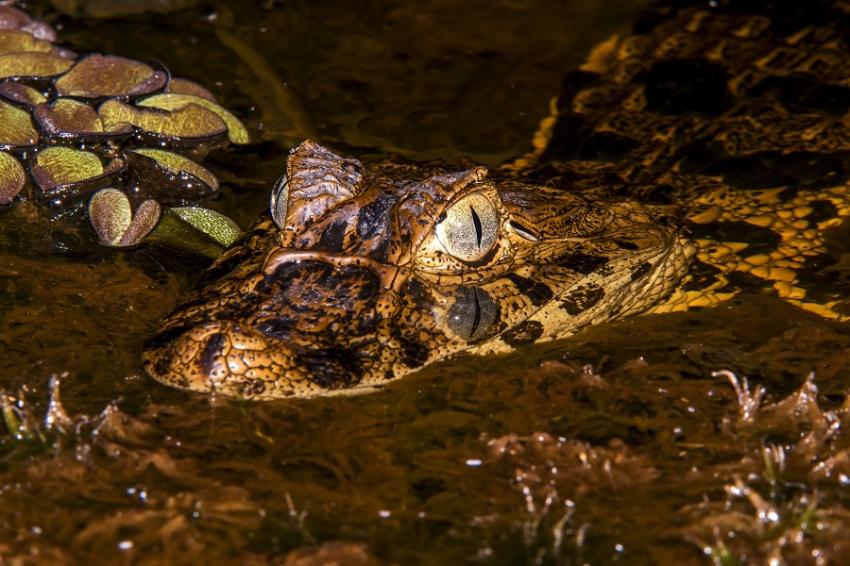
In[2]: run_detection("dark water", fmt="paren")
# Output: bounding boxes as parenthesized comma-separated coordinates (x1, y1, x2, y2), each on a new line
(2, 1, 850, 564)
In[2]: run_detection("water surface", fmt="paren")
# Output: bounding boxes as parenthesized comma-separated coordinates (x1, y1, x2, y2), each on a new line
(2, 1, 850, 563)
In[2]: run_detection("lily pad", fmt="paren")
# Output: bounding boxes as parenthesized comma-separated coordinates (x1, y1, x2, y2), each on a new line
(99, 98, 227, 141)
(0, 99, 39, 147)
(166, 78, 217, 102)
(149, 206, 240, 258)
(30, 147, 125, 195)
(89, 188, 161, 246)
(0, 151, 25, 204)
(0, 52, 75, 79)
(0, 30, 52, 54)
(0, 81, 46, 107)
(55, 54, 167, 98)
(138, 93, 249, 144)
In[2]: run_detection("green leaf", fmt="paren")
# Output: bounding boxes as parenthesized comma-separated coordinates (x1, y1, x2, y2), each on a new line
(0, 30, 52, 54)
(0, 98, 39, 147)
(55, 54, 167, 98)
(0, 81, 47, 107)
(119, 199, 161, 245)
(0, 150, 25, 204)
(30, 146, 124, 195)
(171, 206, 240, 247)
(0, 52, 74, 79)
(129, 148, 219, 192)
(138, 93, 249, 144)
(166, 78, 217, 102)
(148, 207, 240, 258)
(99, 98, 227, 141)
(88, 188, 161, 246)
(88, 188, 131, 245)
(34, 98, 105, 135)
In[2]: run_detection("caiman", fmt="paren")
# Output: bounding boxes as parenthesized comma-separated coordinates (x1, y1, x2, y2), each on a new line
(144, 0, 850, 399)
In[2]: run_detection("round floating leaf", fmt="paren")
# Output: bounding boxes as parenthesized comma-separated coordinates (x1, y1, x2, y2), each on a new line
(125, 150, 218, 202)
(89, 189, 160, 247)
(130, 148, 219, 192)
(0, 6, 58, 42)
(55, 54, 167, 98)
(99, 98, 227, 140)
(0, 52, 74, 79)
(0, 30, 52, 54)
(166, 78, 217, 102)
(0, 99, 38, 147)
(34, 98, 103, 135)
(118, 199, 161, 246)
(88, 188, 130, 245)
(30, 147, 124, 195)
(171, 206, 240, 247)
(0, 81, 46, 107)
(0, 150, 25, 204)
(148, 207, 239, 258)
(138, 93, 249, 144)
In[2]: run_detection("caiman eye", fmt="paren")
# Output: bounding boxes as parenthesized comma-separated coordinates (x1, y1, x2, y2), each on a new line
(269, 172, 289, 229)
(435, 192, 499, 263)
(447, 286, 498, 341)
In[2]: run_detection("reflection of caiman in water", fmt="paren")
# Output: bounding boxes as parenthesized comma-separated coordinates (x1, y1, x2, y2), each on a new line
(144, 1, 850, 399)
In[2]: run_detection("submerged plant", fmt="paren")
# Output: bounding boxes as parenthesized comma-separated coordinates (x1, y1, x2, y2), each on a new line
(680, 370, 850, 565)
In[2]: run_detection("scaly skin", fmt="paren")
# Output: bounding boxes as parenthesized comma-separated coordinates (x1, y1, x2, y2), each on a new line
(143, 141, 691, 398)
(146, 1, 850, 399)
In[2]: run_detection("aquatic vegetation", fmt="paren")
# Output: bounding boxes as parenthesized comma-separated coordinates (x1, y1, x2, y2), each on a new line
(484, 431, 660, 563)
(680, 371, 850, 565)
(0, 377, 270, 560)
(0, 4, 248, 255)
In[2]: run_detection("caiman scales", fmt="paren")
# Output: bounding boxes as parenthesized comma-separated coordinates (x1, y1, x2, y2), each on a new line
(145, 1, 850, 399)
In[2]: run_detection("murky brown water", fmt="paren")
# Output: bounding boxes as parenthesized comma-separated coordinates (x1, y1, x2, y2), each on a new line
(3, 1, 850, 564)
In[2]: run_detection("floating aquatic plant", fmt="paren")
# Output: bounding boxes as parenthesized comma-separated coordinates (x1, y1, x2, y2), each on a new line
(89, 189, 161, 247)
(0, 4, 250, 255)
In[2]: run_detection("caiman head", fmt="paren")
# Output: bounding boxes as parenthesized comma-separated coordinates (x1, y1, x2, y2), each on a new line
(143, 140, 693, 399)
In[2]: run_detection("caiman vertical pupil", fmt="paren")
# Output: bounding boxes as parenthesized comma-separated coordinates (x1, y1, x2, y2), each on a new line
(435, 191, 499, 263)
(447, 286, 498, 341)
(470, 205, 483, 247)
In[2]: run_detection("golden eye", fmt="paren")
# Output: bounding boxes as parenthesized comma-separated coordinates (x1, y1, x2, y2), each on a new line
(435, 192, 499, 263)
(269, 172, 289, 229)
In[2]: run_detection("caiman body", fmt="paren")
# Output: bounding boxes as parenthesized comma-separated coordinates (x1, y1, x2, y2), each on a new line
(145, 1, 850, 399)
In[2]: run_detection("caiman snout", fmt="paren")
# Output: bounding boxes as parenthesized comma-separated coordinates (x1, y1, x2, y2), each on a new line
(143, 321, 299, 398)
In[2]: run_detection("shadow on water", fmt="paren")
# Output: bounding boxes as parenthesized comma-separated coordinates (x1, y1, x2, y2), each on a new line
(2, 0, 850, 563)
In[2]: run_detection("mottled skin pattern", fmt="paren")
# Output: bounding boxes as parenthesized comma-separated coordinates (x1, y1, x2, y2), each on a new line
(144, 140, 689, 398)
(146, 1, 850, 398)
(517, 0, 850, 318)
